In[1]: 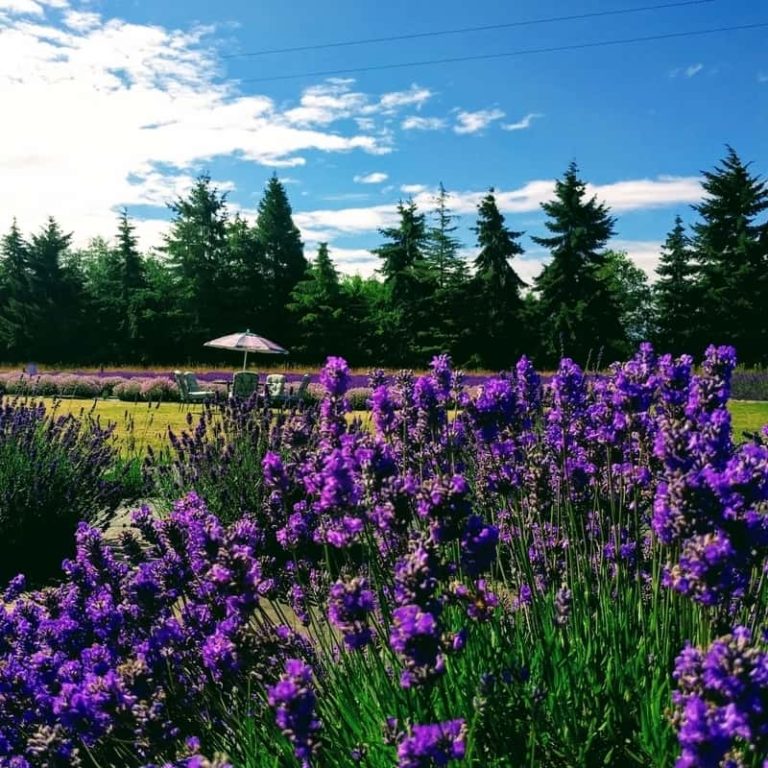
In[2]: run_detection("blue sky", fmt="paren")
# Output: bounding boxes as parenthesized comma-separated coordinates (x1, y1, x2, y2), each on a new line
(0, 0, 766, 281)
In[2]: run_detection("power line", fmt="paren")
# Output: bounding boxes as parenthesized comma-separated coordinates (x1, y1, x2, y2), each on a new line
(222, 0, 716, 59)
(233, 21, 767, 84)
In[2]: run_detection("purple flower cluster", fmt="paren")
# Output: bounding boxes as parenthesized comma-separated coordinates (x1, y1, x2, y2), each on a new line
(397, 719, 466, 767)
(267, 659, 321, 768)
(672, 626, 768, 767)
(327, 577, 377, 650)
(0, 493, 312, 766)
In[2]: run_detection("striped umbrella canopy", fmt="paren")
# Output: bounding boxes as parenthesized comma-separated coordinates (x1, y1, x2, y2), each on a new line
(204, 330, 288, 370)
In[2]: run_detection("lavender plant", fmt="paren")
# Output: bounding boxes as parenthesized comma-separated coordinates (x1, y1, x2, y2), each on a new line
(0, 347, 766, 767)
(0, 397, 126, 583)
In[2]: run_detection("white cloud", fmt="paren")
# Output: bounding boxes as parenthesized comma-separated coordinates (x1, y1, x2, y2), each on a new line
(454, 108, 505, 135)
(400, 184, 428, 195)
(501, 112, 543, 131)
(758, 72, 768, 83)
(314, 245, 379, 277)
(685, 63, 703, 78)
(402, 115, 446, 131)
(293, 177, 702, 248)
(0, 8, 409, 246)
(670, 63, 704, 78)
(376, 85, 432, 112)
(353, 172, 388, 184)
(293, 204, 397, 243)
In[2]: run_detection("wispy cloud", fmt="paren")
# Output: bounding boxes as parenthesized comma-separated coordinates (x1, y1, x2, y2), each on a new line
(454, 108, 505, 135)
(353, 172, 388, 184)
(402, 115, 446, 131)
(758, 72, 768, 83)
(670, 63, 704, 78)
(401, 184, 428, 195)
(501, 112, 543, 131)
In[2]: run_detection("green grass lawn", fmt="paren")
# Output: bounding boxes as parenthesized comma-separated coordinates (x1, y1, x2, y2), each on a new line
(39, 397, 768, 456)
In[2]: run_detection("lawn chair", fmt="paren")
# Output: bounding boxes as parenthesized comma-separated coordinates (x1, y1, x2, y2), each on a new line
(265, 374, 286, 405)
(175, 371, 214, 403)
(286, 373, 312, 405)
(231, 371, 260, 400)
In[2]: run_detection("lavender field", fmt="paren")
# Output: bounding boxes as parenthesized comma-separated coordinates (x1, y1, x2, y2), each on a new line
(0, 345, 766, 768)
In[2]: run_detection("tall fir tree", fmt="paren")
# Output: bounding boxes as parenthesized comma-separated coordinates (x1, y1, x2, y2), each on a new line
(654, 216, 699, 355)
(471, 190, 527, 368)
(27, 217, 74, 361)
(162, 174, 231, 356)
(255, 174, 306, 342)
(115, 210, 147, 360)
(227, 214, 267, 333)
(0, 220, 37, 360)
(532, 162, 624, 366)
(288, 243, 345, 360)
(373, 199, 431, 363)
(691, 147, 768, 363)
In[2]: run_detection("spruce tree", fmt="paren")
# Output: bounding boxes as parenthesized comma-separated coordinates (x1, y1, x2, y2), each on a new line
(288, 243, 344, 360)
(691, 147, 768, 363)
(654, 216, 699, 355)
(373, 199, 431, 363)
(162, 174, 231, 355)
(227, 214, 267, 333)
(27, 217, 73, 361)
(255, 174, 307, 342)
(532, 162, 623, 365)
(471, 190, 527, 367)
(423, 184, 469, 360)
(0, 220, 36, 360)
(115, 210, 147, 360)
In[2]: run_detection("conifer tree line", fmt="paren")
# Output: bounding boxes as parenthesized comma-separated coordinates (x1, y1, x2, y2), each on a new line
(1, 147, 766, 369)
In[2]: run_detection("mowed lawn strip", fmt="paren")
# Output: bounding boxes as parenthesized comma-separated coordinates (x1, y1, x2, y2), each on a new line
(23, 397, 768, 455)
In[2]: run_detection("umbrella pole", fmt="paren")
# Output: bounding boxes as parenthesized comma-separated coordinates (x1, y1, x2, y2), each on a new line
(243, 350, 248, 371)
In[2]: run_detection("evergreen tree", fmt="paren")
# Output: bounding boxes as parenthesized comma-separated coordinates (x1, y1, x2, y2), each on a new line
(533, 162, 624, 365)
(26, 217, 74, 362)
(470, 190, 527, 367)
(691, 147, 768, 363)
(162, 174, 231, 355)
(426, 183, 464, 288)
(654, 216, 699, 355)
(227, 214, 267, 334)
(255, 175, 307, 342)
(0, 220, 37, 361)
(288, 243, 345, 360)
(373, 199, 431, 363)
(422, 184, 470, 360)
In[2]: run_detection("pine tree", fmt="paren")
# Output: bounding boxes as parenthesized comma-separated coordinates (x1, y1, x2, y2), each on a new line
(227, 214, 267, 333)
(654, 216, 699, 355)
(288, 243, 344, 360)
(115, 210, 147, 360)
(471, 190, 527, 367)
(255, 174, 307, 342)
(691, 147, 768, 363)
(162, 174, 231, 355)
(26, 217, 74, 361)
(373, 199, 431, 363)
(532, 162, 623, 365)
(0, 220, 37, 360)
(426, 183, 464, 288)
(422, 184, 469, 359)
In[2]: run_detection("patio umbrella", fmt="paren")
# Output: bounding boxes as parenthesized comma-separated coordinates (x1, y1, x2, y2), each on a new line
(203, 330, 288, 370)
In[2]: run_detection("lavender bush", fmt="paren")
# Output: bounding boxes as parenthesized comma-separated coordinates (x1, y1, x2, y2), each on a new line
(0, 346, 766, 767)
(0, 398, 126, 583)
